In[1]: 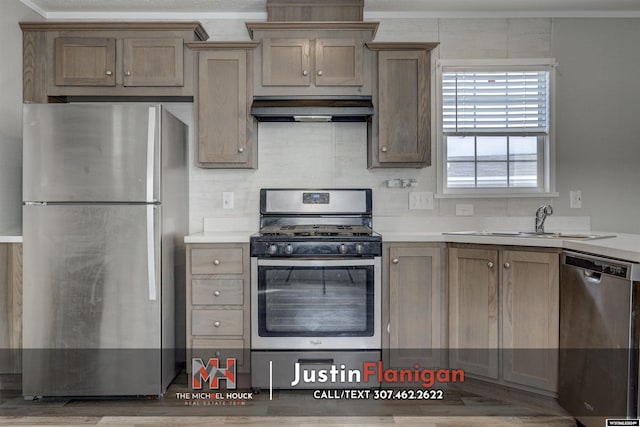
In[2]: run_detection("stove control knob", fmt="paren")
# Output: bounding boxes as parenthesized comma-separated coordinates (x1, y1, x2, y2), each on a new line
(284, 244, 294, 255)
(267, 244, 278, 255)
(338, 244, 348, 254)
(356, 244, 364, 254)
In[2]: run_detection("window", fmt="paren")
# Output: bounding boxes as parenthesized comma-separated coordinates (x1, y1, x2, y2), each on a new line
(437, 60, 556, 196)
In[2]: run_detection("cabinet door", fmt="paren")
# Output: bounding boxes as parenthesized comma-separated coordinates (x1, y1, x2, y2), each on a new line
(197, 50, 254, 167)
(376, 50, 429, 165)
(315, 38, 363, 86)
(448, 247, 499, 379)
(122, 38, 184, 86)
(262, 38, 310, 86)
(501, 250, 559, 392)
(54, 37, 116, 86)
(388, 246, 442, 369)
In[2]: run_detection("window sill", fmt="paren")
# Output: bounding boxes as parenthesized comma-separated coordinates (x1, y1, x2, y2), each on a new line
(435, 192, 560, 199)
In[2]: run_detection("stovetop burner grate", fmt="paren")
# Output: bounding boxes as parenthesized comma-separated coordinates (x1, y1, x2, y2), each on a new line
(259, 224, 373, 237)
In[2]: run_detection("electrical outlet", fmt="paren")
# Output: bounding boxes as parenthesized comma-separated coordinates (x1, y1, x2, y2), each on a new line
(409, 192, 434, 210)
(222, 192, 234, 209)
(570, 190, 582, 208)
(455, 204, 474, 216)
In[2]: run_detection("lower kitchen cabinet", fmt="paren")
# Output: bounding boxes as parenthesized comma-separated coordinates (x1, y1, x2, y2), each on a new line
(186, 243, 250, 376)
(448, 245, 559, 395)
(0, 243, 22, 376)
(383, 243, 446, 378)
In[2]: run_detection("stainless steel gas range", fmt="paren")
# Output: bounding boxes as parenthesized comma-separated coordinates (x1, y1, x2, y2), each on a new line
(250, 189, 382, 390)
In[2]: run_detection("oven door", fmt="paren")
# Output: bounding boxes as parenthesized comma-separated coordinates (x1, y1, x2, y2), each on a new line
(251, 258, 381, 350)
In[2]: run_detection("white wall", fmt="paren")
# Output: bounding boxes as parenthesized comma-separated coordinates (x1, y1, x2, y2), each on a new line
(191, 17, 640, 234)
(190, 18, 561, 233)
(0, 1, 42, 233)
(2, 8, 638, 234)
(552, 19, 640, 233)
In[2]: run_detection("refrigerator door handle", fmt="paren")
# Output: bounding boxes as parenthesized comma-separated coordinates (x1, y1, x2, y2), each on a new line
(146, 107, 156, 203)
(147, 205, 157, 301)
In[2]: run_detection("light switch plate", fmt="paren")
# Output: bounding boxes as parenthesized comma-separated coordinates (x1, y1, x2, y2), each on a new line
(570, 190, 582, 208)
(455, 204, 474, 216)
(222, 192, 234, 209)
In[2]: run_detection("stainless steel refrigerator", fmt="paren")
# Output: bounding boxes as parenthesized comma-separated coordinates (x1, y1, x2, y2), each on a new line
(22, 103, 188, 398)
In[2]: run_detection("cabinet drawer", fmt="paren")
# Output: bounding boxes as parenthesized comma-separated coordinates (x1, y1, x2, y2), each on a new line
(192, 279, 244, 305)
(192, 338, 246, 367)
(191, 248, 243, 275)
(192, 309, 243, 336)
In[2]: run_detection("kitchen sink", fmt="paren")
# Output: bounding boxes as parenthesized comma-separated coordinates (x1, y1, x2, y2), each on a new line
(443, 231, 615, 240)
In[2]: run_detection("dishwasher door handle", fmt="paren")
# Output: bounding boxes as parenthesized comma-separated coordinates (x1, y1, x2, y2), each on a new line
(584, 270, 602, 284)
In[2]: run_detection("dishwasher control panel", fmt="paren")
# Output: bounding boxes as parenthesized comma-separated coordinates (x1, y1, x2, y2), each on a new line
(564, 253, 631, 279)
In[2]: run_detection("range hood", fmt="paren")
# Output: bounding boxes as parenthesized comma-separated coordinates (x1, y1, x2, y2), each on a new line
(250, 96, 374, 122)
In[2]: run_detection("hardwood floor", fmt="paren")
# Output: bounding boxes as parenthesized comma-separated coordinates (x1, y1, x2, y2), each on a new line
(0, 373, 576, 426)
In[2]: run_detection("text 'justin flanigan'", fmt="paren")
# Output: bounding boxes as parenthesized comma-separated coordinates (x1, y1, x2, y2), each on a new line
(290, 361, 464, 388)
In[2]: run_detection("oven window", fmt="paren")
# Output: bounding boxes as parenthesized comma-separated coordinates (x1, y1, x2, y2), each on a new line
(257, 266, 375, 336)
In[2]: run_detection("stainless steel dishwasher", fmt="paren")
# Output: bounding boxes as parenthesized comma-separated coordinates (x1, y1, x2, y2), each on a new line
(559, 251, 640, 427)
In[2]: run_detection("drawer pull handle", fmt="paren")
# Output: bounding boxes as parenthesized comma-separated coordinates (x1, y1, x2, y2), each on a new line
(303, 70, 308, 76)
(213, 259, 220, 265)
(214, 321, 221, 327)
(381, 147, 388, 153)
(392, 258, 399, 264)
(213, 290, 220, 297)
(105, 70, 113, 76)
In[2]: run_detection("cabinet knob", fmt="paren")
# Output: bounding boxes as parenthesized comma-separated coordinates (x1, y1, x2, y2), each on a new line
(317, 70, 323, 76)
(213, 259, 220, 265)
(487, 261, 494, 269)
(392, 258, 399, 264)
(381, 147, 388, 153)
(214, 321, 221, 327)
(213, 290, 220, 297)
(124, 71, 131, 76)
(504, 262, 511, 269)
(238, 147, 244, 153)
(105, 70, 113, 76)
(302, 70, 308, 76)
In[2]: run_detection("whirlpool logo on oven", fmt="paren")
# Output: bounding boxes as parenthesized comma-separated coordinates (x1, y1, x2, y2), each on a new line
(192, 357, 236, 390)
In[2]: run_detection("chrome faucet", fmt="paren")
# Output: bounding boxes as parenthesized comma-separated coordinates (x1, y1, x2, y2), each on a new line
(535, 204, 553, 233)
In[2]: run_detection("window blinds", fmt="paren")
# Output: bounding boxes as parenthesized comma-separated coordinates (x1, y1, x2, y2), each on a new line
(442, 70, 549, 133)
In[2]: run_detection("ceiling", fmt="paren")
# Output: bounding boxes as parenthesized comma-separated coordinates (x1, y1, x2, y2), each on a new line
(20, 0, 640, 19)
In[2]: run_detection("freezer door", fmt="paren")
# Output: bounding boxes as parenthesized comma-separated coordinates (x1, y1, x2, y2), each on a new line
(22, 204, 167, 397)
(23, 103, 160, 203)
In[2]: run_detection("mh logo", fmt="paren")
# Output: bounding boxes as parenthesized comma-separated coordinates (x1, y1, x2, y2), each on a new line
(192, 357, 237, 390)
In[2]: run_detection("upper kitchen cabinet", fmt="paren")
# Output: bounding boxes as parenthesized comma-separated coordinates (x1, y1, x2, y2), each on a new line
(20, 22, 208, 102)
(366, 43, 439, 168)
(246, 22, 378, 96)
(187, 42, 259, 169)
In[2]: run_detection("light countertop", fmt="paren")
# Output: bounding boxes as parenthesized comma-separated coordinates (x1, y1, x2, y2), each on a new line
(381, 231, 640, 263)
(0, 230, 23, 243)
(184, 230, 255, 244)
(185, 230, 640, 263)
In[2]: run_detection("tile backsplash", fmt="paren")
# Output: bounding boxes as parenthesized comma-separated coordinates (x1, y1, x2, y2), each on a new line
(190, 121, 578, 234)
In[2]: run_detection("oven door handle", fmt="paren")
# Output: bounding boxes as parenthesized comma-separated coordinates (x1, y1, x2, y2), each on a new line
(255, 258, 377, 267)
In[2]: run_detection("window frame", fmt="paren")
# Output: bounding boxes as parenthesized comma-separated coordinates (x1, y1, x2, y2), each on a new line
(435, 58, 558, 198)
